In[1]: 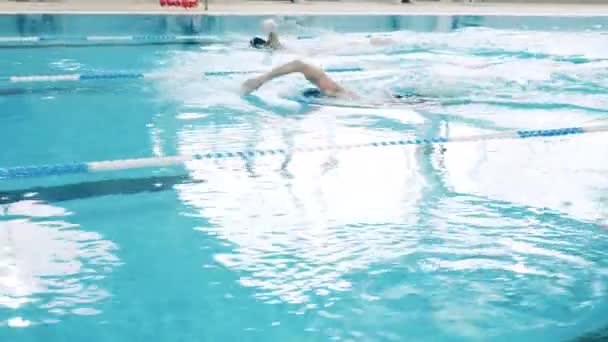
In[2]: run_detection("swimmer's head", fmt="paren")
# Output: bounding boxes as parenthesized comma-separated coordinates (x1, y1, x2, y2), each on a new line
(251, 19, 280, 50)
(302, 88, 322, 98)
(250, 36, 268, 49)
(262, 19, 278, 34)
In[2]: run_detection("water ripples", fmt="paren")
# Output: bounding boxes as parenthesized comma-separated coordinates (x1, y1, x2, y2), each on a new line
(0, 205, 121, 327)
(158, 25, 608, 339)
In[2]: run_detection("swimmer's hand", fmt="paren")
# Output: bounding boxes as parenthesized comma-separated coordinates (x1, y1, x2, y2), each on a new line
(241, 77, 264, 95)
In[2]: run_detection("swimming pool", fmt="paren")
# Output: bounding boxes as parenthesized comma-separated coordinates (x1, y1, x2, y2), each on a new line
(1, 13, 608, 341)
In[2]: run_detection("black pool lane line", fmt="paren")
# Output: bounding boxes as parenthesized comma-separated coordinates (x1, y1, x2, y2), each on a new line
(0, 173, 201, 205)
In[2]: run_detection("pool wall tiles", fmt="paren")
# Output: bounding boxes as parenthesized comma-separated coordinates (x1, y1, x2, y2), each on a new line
(0, 14, 607, 37)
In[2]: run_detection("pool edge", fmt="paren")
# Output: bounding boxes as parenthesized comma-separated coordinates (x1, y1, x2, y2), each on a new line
(3, 2, 608, 16)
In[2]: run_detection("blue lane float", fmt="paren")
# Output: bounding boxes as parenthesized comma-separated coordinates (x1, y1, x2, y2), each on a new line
(1, 67, 363, 84)
(0, 34, 222, 47)
(1, 124, 607, 181)
(0, 34, 318, 47)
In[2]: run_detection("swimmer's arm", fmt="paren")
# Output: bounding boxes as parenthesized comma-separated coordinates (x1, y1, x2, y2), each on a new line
(260, 60, 325, 83)
(242, 60, 328, 94)
(266, 32, 281, 49)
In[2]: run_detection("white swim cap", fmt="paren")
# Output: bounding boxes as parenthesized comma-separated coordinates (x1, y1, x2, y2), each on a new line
(262, 19, 278, 34)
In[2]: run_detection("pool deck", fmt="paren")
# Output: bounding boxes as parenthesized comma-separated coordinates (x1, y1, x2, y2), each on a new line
(2, 1, 608, 16)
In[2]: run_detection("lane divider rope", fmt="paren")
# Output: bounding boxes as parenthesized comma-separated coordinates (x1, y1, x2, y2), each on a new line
(0, 67, 363, 84)
(0, 34, 316, 45)
(1, 124, 606, 181)
(0, 34, 221, 46)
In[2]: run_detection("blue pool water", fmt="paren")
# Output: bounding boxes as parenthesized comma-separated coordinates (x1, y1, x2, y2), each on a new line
(1, 14, 608, 341)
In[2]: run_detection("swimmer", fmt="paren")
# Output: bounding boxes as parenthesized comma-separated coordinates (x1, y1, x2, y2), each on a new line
(249, 19, 396, 52)
(241, 59, 423, 103)
(241, 59, 355, 98)
(250, 19, 283, 50)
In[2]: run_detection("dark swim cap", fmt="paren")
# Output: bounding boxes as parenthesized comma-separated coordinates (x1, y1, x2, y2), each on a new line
(302, 88, 322, 98)
(250, 36, 267, 49)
